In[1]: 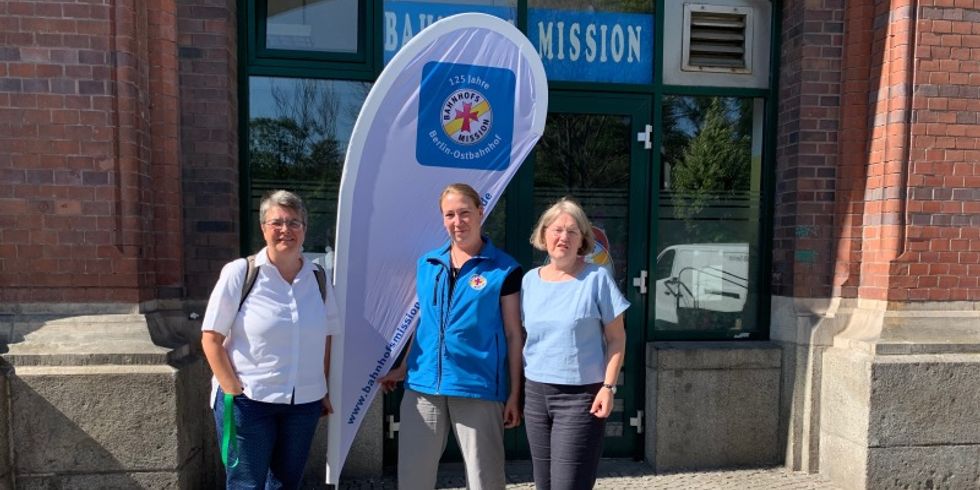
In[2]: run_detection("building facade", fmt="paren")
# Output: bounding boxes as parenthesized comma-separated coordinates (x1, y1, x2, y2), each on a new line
(1, 0, 979, 488)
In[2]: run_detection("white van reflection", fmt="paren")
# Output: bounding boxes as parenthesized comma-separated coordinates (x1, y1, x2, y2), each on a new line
(654, 243, 749, 329)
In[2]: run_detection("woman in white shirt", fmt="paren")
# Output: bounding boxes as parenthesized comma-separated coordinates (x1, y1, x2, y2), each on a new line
(201, 190, 341, 489)
(521, 198, 629, 490)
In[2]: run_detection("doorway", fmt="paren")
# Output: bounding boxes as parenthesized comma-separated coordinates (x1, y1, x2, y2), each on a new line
(381, 91, 653, 464)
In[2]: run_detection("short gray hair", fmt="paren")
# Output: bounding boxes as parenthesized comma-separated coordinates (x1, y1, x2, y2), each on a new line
(259, 190, 308, 224)
(529, 198, 595, 256)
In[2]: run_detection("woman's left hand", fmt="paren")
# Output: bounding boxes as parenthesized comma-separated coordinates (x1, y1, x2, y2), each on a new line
(503, 394, 522, 428)
(590, 388, 614, 418)
(321, 396, 334, 417)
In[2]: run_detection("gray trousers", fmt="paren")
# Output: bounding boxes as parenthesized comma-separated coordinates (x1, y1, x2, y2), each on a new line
(397, 389, 506, 490)
(523, 379, 605, 490)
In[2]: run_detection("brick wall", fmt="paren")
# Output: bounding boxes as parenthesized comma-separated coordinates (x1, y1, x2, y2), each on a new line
(780, 0, 980, 302)
(836, 0, 980, 302)
(147, 0, 184, 299)
(857, 0, 916, 301)
(0, 0, 237, 304)
(773, 0, 844, 298)
(886, 0, 980, 301)
(832, 0, 875, 299)
(0, 0, 183, 304)
(177, 0, 239, 299)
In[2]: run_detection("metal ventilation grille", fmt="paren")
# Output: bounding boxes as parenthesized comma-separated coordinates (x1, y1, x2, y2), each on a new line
(683, 5, 752, 73)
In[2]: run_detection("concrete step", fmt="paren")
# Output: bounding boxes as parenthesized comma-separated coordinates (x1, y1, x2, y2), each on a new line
(1, 314, 170, 367)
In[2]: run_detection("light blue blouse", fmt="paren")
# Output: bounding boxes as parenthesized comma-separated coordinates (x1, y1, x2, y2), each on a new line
(521, 263, 630, 385)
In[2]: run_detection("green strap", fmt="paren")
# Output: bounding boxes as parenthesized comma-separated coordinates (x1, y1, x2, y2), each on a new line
(221, 393, 239, 468)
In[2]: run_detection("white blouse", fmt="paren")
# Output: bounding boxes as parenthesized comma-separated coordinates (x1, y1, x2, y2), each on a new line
(202, 247, 341, 406)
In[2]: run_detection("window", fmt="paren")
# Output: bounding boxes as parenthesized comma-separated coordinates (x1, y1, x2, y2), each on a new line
(655, 95, 765, 339)
(263, 0, 359, 53)
(246, 77, 371, 259)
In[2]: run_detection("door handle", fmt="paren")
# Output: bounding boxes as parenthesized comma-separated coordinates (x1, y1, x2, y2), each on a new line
(632, 270, 648, 295)
(636, 124, 652, 149)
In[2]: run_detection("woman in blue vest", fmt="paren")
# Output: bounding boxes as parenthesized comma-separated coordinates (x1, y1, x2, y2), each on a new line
(521, 198, 629, 490)
(380, 183, 524, 489)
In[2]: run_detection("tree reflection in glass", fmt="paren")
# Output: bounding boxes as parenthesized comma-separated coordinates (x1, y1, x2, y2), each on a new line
(247, 77, 371, 258)
(533, 113, 631, 288)
(656, 96, 761, 336)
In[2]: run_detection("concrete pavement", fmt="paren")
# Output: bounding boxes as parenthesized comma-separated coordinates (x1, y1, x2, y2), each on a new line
(338, 459, 841, 489)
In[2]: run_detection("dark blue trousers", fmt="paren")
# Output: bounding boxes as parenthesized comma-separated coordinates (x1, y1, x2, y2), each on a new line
(213, 388, 322, 490)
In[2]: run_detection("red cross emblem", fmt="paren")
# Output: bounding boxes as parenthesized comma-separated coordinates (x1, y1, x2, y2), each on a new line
(455, 103, 480, 133)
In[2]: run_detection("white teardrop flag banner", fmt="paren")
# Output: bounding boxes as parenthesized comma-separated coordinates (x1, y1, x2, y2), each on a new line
(327, 13, 548, 483)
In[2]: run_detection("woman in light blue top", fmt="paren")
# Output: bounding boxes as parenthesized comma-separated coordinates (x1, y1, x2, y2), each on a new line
(521, 198, 629, 490)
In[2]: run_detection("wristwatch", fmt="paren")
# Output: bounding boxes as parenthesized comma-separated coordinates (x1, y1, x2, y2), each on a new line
(602, 383, 617, 395)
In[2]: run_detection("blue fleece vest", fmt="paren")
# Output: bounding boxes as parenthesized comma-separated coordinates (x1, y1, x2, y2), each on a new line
(405, 238, 518, 402)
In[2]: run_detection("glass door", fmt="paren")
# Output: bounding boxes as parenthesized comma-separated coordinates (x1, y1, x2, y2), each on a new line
(516, 91, 652, 458)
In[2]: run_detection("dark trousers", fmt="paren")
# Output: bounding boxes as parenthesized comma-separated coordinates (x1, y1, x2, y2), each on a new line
(523, 379, 606, 490)
(213, 388, 322, 490)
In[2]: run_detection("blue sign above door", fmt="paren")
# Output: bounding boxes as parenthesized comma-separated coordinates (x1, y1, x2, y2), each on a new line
(527, 9, 653, 84)
(383, 1, 654, 85)
(383, 2, 516, 64)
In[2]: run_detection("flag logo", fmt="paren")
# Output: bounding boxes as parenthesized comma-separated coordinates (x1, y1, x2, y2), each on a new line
(417, 61, 515, 170)
(442, 89, 493, 145)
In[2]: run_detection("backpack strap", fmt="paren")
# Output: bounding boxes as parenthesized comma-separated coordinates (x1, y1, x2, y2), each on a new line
(312, 263, 327, 303)
(239, 255, 327, 311)
(239, 255, 259, 312)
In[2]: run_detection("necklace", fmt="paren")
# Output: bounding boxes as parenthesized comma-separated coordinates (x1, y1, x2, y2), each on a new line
(450, 246, 472, 269)
(449, 247, 461, 281)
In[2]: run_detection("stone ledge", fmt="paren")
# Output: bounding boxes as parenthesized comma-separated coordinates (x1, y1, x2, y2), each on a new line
(769, 296, 851, 346)
(2, 315, 171, 367)
(826, 300, 980, 356)
(770, 297, 980, 352)
(0, 369, 10, 489)
(647, 342, 782, 472)
(650, 341, 781, 370)
(10, 364, 182, 474)
(0, 303, 141, 315)
(867, 445, 980, 490)
(820, 347, 980, 489)
(15, 471, 190, 489)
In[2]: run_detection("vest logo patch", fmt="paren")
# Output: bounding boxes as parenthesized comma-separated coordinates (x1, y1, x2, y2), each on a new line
(469, 274, 488, 291)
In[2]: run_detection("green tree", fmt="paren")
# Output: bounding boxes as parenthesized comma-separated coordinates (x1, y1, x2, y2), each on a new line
(666, 97, 751, 240)
(671, 98, 750, 194)
(248, 79, 344, 185)
(534, 113, 630, 190)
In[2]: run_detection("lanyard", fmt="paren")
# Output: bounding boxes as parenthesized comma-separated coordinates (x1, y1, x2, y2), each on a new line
(221, 393, 239, 468)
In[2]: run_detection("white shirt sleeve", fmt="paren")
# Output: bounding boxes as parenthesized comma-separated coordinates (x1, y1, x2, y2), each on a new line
(201, 258, 247, 336)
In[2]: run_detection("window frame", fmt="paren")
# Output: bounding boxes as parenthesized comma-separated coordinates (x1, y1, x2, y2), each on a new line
(244, 0, 379, 73)
(236, 0, 782, 341)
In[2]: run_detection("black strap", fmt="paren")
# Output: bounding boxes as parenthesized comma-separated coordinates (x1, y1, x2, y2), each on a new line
(312, 263, 327, 302)
(239, 256, 259, 312)
(238, 255, 327, 311)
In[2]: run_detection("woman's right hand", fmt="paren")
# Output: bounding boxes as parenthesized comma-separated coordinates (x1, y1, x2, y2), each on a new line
(202, 331, 246, 397)
(378, 363, 407, 393)
(221, 383, 244, 396)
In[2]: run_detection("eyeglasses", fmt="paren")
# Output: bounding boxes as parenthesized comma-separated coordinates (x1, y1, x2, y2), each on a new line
(547, 226, 581, 238)
(263, 219, 305, 230)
